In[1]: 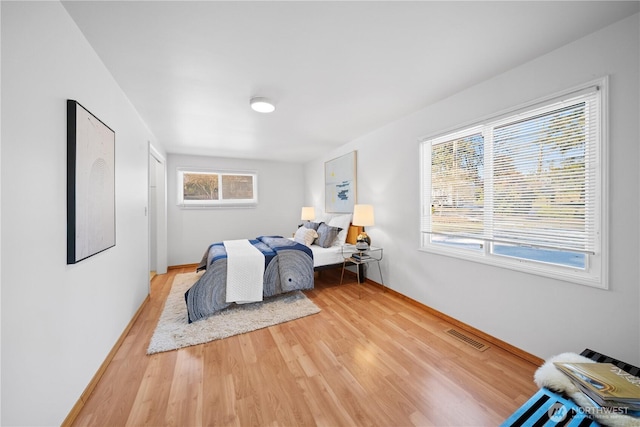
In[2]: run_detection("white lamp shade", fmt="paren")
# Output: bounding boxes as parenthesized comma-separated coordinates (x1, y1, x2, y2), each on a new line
(301, 206, 315, 221)
(352, 204, 374, 227)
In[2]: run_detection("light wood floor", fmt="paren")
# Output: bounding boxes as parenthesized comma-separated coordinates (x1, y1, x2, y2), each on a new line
(71, 267, 539, 426)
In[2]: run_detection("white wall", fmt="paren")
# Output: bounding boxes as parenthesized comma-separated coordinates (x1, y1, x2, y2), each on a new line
(167, 154, 305, 266)
(0, 2, 3, 421)
(1, 3, 4, 422)
(305, 14, 640, 365)
(1, 2, 161, 425)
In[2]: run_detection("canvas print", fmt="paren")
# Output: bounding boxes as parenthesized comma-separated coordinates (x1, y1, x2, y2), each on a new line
(67, 100, 116, 264)
(325, 151, 356, 213)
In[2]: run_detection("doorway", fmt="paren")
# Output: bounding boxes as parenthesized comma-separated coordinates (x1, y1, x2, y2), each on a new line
(149, 144, 167, 282)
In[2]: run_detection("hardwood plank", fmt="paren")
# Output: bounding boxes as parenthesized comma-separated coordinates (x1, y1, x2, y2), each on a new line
(70, 267, 540, 426)
(165, 346, 204, 427)
(125, 349, 177, 426)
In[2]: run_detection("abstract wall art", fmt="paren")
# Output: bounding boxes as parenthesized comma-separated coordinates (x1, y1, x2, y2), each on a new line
(67, 100, 116, 264)
(325, 151, 357, 213)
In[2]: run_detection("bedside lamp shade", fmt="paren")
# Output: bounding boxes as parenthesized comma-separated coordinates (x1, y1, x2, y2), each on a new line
(301, 206, 315, 221)
(352, 204, 374, 250)
(352, 204, 374, 227)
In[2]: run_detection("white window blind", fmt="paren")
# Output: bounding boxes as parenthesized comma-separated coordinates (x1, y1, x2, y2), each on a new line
(491, 94, 599, 253)
(427, 129, 485, 239)
(422, 85, 601, 255)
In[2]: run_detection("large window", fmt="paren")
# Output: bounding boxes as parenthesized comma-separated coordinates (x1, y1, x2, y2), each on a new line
(177, 168, 258, 207)
(420, 79, 607, 288)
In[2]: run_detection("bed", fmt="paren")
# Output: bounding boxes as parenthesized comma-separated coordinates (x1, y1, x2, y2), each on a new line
(291, 214, 362, 270)
(186, 235, 314, 323)
(185, 214, 358, 323)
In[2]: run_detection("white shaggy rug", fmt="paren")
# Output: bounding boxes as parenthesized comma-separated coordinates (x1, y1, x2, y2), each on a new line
(147, 272, 320, 354)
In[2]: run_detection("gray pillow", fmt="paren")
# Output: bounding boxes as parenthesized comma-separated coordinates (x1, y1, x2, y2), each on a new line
(316, 222, 342, 248)
(303, 221, 321, 230)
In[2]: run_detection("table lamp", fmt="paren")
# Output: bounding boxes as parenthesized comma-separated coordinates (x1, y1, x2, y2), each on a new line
(301, 206, 315, 222)
(352, 204, 374, 250)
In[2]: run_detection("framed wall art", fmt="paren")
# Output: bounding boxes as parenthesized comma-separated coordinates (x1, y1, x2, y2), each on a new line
(67, 100, 116, 264)
(325, 151, 357, 213)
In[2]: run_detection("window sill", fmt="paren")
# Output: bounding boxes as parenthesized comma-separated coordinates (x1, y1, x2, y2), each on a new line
(418, 245, 607, 290)
(177, 203, 258, 209)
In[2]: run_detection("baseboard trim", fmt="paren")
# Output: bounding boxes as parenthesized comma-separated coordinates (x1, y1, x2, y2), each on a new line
(62, 294, 150, 427)
(168, 263, 198, 270)
(363, 278, 543, 367)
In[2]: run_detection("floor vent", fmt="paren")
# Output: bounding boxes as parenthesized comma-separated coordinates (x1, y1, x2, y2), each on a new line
(445, 328, 490, 352)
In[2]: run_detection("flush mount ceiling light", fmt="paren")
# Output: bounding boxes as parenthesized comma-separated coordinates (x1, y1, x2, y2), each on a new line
(250, 97, 276, 113)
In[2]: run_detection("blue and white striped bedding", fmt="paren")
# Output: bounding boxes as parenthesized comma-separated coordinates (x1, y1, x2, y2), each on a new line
(185, 236, 314, 323)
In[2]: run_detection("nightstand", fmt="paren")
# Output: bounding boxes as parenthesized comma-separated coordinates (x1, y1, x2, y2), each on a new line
(340, 244, 384, 287)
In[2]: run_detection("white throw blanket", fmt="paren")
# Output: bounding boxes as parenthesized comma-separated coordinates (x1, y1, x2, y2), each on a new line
(224, 240, 265, 304)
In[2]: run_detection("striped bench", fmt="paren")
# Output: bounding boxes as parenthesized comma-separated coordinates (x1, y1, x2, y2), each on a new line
(501, 348, 640, 427)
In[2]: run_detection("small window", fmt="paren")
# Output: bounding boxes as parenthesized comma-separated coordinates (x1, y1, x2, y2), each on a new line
(420, 78, 607, 288)
(177, 168, 257, 207)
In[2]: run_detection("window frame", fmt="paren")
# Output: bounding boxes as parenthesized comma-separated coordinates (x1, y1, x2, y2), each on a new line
(419, 78, 608, 289)
(177, 167, 258, 208)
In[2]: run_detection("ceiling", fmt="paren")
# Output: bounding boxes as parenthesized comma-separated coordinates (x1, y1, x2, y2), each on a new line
(62, 1, 639, 163)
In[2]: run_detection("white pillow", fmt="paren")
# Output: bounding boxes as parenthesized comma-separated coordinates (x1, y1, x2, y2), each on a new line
(294, 226, 318, 247)
(328, 214, 352, 246)
(314, 212, 332, 224)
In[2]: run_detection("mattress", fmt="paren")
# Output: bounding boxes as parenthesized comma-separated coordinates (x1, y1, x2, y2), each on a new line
(310, 244, 356, 267)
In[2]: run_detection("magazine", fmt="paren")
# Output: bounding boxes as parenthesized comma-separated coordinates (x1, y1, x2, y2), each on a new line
(351, 253, 371, 261)
(554, 362, 640, 411)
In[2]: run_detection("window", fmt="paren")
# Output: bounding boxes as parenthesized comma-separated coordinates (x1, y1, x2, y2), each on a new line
(420, 79, 607, 288)
(177, 168, 258, 207)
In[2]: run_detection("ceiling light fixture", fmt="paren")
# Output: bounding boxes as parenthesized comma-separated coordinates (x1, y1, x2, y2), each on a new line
(250, 97, 276, 113)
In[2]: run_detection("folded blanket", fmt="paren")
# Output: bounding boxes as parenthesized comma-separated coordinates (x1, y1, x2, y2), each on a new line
(535, 352, 640, 427)
(224, 239, 264, 304)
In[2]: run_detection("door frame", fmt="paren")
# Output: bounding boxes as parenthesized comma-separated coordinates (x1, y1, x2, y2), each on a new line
(149, 143, 167, 279)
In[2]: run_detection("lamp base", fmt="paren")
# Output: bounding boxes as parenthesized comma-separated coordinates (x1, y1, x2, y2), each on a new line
(356, 232, 371, 251)
(355, 241, 369, 251)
